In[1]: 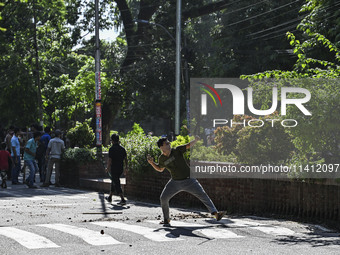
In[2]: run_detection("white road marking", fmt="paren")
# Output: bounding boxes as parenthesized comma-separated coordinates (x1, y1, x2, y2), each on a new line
(252, 226, 295, 236)
(148, 220, 243, 239)
(0, 227, 59, 249)
(220, 218, 265, 227)
(0, 190, 49, 201)
(24, 196, 50, 201)
(219, 219, 295, 236)
(92, 221, 183, 242)
(38, 223, 121, 245)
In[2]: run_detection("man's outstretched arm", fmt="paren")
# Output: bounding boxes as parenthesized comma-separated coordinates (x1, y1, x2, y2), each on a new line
(186, 135, 200, 150)
(147, 155, 165, 172)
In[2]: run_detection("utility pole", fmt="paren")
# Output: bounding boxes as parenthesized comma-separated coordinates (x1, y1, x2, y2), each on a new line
(134, 0, 182, 136)
(32, 0, 43, 128)
(175, 0, 182, 135)
(183, 37, 190, 131)
(95, 0, 102, 156)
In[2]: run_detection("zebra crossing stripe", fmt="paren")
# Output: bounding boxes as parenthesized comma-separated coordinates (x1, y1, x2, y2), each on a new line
(0, 227, 59, 249)
(219, 219, 295, 236)
(24, 196, 50, 201)
(219, 218, 264, 227)
(92, 222, 183, 242)
(38, 224, 121, 245)
(147, 220, 243, 239)
(252, 226, 295, 236)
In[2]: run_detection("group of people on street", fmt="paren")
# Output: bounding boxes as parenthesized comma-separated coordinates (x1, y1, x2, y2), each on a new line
(2, 123, 226, 224)
(0, 126, 65, 189)
(105, 133, 226, 225)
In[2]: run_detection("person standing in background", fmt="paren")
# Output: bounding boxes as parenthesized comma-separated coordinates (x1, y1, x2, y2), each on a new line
(23, 132, 41, 188)
(37, 127, 51, 183)
(42, 130, 65, 187)
(105, 134, 128, 205)
(11, 128, 22, 185)
(4, 126, 14, 180)
(0, 142, 13, 188)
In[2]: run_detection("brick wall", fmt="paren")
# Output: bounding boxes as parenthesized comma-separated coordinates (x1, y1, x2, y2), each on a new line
(125, 171, 340, 225)
(60, 153, 108, 187)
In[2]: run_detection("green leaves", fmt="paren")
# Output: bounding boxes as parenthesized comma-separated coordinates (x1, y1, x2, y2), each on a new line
(67, 121, 95, 148)
(120, 132, 160, 177)
(62, 147, 97, 163)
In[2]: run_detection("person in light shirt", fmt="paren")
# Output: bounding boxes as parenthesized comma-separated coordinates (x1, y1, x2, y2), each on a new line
(42, 130, 65, 187)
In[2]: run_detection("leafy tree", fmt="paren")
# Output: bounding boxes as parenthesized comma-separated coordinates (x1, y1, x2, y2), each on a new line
(0, 0, 67, 127)
(109, 0, 306, 132)
(241, 0, 340, 163)
(0, 2, 5, 31)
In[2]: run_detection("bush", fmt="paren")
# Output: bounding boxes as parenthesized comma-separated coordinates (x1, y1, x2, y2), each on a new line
(127, 123, 145, 136)
(171, 135, 191, 148)
(120, 133, 159, 177)
(215, 115, 254, 155)
(67, 121, 95, 148)
(191, 141, 236, 163)
(236, 115, 295, 164)
(62, 147, 97, 163)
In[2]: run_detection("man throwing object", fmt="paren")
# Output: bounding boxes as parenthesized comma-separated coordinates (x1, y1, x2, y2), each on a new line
(147, 136, 226, 225)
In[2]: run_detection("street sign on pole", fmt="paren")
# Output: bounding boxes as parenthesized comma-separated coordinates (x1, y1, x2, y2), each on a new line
(95, 71, 101, 101)
(95, 102, 102, 146)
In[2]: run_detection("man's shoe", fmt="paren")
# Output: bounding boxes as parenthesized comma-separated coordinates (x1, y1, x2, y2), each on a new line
(117, 200, 126, 206)
(159, 219, 171, 226)
(28, 185, 38, 189)
(215, 211, 227, 221)
(105, 196, 112, 203)
(41, 183, 49, 187)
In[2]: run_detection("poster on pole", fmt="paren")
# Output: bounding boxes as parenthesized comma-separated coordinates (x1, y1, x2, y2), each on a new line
(95, 102, 102, 146)
(95, 72, 101, 101)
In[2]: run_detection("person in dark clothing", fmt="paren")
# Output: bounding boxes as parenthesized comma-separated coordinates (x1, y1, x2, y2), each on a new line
(37, 126, 51, 183)
(147, 136, 226, 225)
(0, 142, 13, 188)
(105, 134, 128, 205)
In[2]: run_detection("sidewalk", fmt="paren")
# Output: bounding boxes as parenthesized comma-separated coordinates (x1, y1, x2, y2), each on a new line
(79, 177, 126, 193)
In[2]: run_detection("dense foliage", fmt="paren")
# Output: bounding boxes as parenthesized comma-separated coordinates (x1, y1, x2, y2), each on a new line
(120, 133, 160, 178)
(240, 0, 340, 164)
(62, 147, 97, 163)
(1, 0, 339, 167)
(67, 121, 95, 148)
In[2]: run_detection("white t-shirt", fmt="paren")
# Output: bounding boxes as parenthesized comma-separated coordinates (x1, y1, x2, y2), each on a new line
(47, 137, 65, 159)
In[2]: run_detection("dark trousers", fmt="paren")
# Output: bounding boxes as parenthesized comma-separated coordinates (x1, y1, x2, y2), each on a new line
(37, 156, 46, 183)
(110, 171, 123, 195)
(6, 150, 11, 179)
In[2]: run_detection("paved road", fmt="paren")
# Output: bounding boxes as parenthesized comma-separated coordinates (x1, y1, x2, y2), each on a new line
(0, 183, 339, 255)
